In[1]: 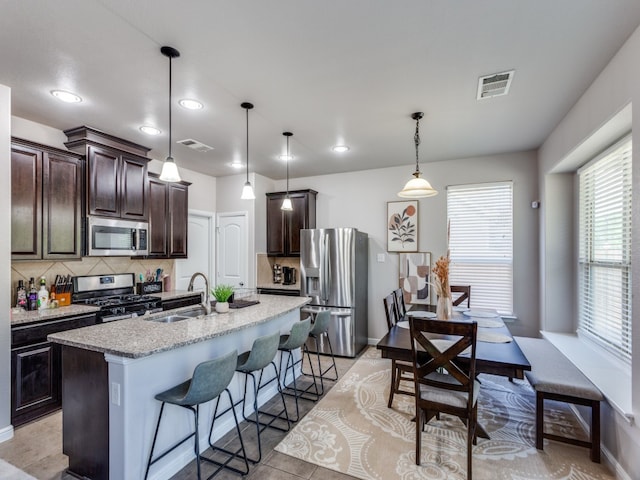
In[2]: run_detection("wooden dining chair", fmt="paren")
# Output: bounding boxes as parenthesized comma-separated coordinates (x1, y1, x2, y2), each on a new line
(393, 288, 407, 321)
(409, 317, 479, 479)
(451, 285, 471, 308)
(383, 293, 399, 330)
(383, 294, 414, 407)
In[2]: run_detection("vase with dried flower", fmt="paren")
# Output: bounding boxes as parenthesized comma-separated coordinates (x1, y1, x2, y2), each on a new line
(433, 255, 452, 320)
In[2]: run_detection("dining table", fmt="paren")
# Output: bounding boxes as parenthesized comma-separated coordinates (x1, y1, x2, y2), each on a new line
(376, 303, 531, 439)
(376, 303, 531, 379)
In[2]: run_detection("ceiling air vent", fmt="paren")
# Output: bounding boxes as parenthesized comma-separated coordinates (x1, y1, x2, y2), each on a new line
(476, 70, 515, 100)
(177, 138, 214, 153)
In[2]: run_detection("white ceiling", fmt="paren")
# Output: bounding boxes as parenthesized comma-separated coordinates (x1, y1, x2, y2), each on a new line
(2, 1, 640, 180)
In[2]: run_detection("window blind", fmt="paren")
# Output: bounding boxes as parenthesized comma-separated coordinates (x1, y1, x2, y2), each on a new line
(447, 182, 513, 314)
(578, 136, 632, 364)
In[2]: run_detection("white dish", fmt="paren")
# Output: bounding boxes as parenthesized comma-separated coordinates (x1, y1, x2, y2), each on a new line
(406, 311, 437, 319)
(462, 309, 500, 318)
(474, 318, 504, 328)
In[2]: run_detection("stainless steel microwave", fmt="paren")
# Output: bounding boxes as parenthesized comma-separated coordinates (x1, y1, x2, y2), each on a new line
(87, 216, 149, 256)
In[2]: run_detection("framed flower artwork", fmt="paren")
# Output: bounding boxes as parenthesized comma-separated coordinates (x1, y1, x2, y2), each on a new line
(387, 200, 418, 252)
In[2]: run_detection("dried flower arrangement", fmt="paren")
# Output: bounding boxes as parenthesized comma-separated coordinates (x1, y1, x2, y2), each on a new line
(432, 255, 451, 299)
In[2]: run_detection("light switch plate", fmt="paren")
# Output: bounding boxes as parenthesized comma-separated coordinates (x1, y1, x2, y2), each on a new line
(377, 253, 385, 263)
(111, 382, 121, 406)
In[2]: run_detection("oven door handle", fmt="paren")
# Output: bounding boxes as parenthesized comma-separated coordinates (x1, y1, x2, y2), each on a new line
(101, 313, 134, 322)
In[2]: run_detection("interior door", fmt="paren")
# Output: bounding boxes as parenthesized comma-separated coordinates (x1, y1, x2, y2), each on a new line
(216, 212, 248, 289)
(174, 210, 214, 291)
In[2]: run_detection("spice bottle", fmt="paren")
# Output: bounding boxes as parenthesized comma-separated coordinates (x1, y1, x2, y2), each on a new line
(16, 280, 28, 310)
(37, 277, 49, 310)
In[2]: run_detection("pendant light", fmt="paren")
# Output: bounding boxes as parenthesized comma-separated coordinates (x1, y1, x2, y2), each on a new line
(159, 46, 182, 182)
(240, 102, 256, 200)
(281, 132, 293, 211)
(397, 112, 437, 198)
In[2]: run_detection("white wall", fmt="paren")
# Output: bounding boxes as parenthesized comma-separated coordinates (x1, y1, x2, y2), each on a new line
(12, 116, 67, 149)
(1, 85, 13, 440)
(539, 24, 640, 477)
(268, 151, 539, 342)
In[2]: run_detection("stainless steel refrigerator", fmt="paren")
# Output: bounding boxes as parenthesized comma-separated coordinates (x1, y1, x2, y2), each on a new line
(300, 228, 368, 357)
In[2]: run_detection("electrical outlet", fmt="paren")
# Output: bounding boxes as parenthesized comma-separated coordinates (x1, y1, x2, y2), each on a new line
(111, 382, 121, 406)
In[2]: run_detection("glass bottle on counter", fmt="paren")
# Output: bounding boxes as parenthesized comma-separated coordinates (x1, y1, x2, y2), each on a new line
(16, 280, 27, 310)
(28, 277, 38, 311)
(37, 277, 49, 310)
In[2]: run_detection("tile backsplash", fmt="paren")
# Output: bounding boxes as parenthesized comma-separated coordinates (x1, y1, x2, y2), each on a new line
(256, 253, 300, 288)
(10, 257, 175, 305)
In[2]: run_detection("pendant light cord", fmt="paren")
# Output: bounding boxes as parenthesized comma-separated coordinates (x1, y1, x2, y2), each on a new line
(286, 135, 290, 194)
(168, 55, 172, 158)
(414, 115, 421, 175)
(245, 107, 249, 183)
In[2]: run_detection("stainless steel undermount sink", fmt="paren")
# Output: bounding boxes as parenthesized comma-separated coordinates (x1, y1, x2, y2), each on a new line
(146, 306, 209, 323)
(179, 307, 208, 318)
(150, 314, 190, 323)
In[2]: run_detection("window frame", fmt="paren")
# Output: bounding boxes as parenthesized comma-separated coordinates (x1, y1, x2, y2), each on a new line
(446, 181, 514, 315)
(577, 134, 632, 365)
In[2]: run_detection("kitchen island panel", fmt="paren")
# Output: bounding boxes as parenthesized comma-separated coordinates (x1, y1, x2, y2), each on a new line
(62, 346, 109, 480)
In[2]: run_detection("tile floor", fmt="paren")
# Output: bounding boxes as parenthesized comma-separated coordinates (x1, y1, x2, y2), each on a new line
(0, 353, 358, 480)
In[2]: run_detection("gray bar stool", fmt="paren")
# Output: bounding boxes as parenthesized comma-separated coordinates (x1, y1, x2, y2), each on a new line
(301, 310, 338, 400)
(144, 349, 248, 480)
(278, 318, 312, 421)
(234, 331, 291, 464)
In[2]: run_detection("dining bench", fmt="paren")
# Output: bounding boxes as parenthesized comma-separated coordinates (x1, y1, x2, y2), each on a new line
(514, 336, 603, 463)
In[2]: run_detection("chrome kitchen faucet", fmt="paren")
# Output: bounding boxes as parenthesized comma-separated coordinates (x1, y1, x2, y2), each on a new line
(188, 272, 211, 315)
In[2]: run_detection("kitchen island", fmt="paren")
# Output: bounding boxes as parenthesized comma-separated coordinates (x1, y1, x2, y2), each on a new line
(49, 294, 311, 480)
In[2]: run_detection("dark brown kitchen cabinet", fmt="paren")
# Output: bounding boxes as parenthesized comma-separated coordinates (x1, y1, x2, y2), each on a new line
(11, 138, 83, 260)
(266, 189, 317, 256)
(11, 342, 60, 428)
(161, 294, 202, 311)
(11, 313, 98, 427)
(86, 145, 148, 219)
(64, 126, 150, 221)
(147, 173, 190, 258)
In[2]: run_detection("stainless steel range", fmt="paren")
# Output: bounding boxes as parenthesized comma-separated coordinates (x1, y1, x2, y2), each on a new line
(72, 273, 162, 322)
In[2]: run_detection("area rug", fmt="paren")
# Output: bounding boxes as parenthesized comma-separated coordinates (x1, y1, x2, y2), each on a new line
(275, 348, 614, 479)
(0, 459, 37, 480)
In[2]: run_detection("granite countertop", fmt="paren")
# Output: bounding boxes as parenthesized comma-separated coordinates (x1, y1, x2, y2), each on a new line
(11, 304, 101, 327)
(48, 294, 311, 359)
(10, 290, 199, 327)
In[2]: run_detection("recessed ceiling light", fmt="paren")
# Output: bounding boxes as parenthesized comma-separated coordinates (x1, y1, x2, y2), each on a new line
(179, 99, 203, 110)
(279, 154, 293, 161)
(139, 125, 161, 135)
(51, 90, 82, 103)
(230, 161, 244, 169)
(332, 145, 349, 153)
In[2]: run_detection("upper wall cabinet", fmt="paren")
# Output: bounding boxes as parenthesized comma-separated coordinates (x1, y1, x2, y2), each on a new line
(147, 173, 190, 258)
(266, 189, 317, 256)
(64, 126, 150, 221)
(11, 138, 83, 260)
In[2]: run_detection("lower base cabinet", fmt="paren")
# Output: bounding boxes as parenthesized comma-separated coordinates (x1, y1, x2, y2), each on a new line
(11, 341, 60, 427)
(10, 313, 98, 426)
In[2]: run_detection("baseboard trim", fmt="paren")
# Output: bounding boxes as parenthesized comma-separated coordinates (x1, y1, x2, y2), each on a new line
(0, 424, 14, 443)
(568, 404, 631, 480)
